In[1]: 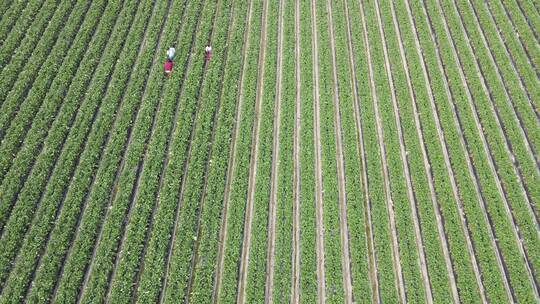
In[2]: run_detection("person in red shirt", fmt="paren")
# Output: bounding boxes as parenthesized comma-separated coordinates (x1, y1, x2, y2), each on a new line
(164, 58, 173, 77)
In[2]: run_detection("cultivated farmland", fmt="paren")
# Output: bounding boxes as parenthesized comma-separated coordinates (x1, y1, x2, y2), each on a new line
(0, 0, 539, 302)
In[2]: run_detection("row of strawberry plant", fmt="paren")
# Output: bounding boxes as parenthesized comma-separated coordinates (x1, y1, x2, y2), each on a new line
(364, 0, 428, 301)
(0, 3, 143, 297)
(216, 0, 263, 301)
(435, 1, 538, 300)
(500, 0, 540, 72)
(0, 0, 92, 188)
(157, 3, 232, 304)
(334, 0, 381, 301)
(395, 0, 488, 301)
(106, 0, 218, 301)
(0, 0, 15, 20)
(453, 0, 540, 256)
(482, 0, 540, 112)
(0, 0, 45, 70)
(0, 0, 139, 300)
(0, 0, 123, 290)
(76, 1, 200, 302)
(0, 0, 106, 227)
(243, 0, 278, 301)
(412, 0, 520, 301)
(185, 1, 250, 302)
(0, 0, 66, 106)
(273, 0, 295, 299)
(348, 0, 399, 301)
(514, 0, 540, 39)
(298, 1, 318, 302)
(377, 0, 457, 301)
(50, 0, 175, 301)
(154, 2, 236, 303)
(467, 0, 540, 200)
(18, 0, 158, 302)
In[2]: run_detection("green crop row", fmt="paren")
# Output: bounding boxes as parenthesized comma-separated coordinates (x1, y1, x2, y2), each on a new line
(3, 3, 143, 298)
(314, 0, 344, 302)
(351, 0, 400, 302)
(413, 0, 528, 301)
(272, 0, 295, 300)
(0, 0, 106, 225)
(121, 0, 224, 303)
(377, 0, 458, 301)
(50, 0, 174, 301)
(0, 0, 15, 20)
(244, 0, 278, 302)
(500, 0, 540, 73)
(298, 0, 318, 302)
(395, 0, 486, 301)
(364, 0, 428, 301)
(0, 0, 65, 107)
(332, 0, 377, 301)
(483, 0, 540, 113)
(186, 1, 250, 302)
(466, 0, 540, 197)
(17, 0, 158, 302)
(216, 0, 263, 302)
(515, 0, 540, 40)
(0, 1, 89, 182)
(0, 0, 45, 70)
(0, 0, 121, 290)
(433, 1, 539, 300)
(75, 1, 200, 302)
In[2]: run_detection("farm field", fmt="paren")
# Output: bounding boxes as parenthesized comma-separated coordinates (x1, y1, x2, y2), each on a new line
(0, 0, 539, 302)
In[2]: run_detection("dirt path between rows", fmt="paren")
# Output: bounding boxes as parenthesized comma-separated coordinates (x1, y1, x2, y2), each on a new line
(264, 0, 284, 301)
(211, 0, 254, 302)
(236, 0, 269, 301)
(309, 0, 326, 302)
(291, 0, 301, 301)
(325, 0, 353, 302)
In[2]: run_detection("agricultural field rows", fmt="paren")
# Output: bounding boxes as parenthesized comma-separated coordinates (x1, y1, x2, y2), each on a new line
(0, 0, 538, 302)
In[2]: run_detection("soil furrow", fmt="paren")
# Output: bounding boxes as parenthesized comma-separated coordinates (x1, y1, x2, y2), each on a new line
(264, 0, 284, 301)
(310, 0, 326, 301)
(211, 0, 254, 301)
(291, 0, 301, 301)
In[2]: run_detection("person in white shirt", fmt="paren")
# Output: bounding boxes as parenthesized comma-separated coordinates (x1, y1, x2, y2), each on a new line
(205, 45, 212, 61)
(167, 47, 175, 60)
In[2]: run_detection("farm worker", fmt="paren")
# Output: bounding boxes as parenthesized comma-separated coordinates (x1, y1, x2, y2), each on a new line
(204, 45, 212, 61)
(164, 58, 173, 77)
(167, 47, 175, 60)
